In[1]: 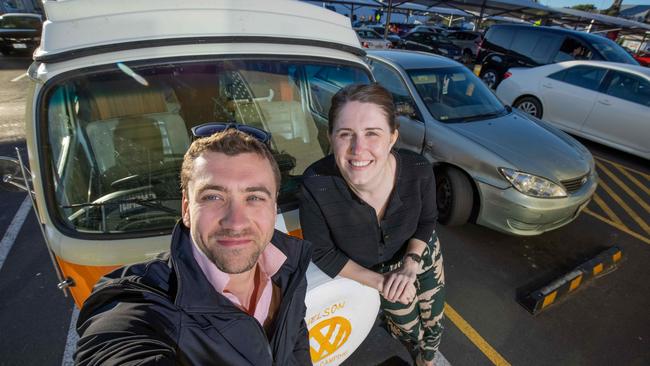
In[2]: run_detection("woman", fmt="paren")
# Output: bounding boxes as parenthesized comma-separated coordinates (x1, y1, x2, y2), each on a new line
(299, 83, 445, 366)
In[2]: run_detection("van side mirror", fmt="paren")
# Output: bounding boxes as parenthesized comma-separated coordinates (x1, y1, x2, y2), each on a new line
(395, 102, 417, 119)
(0, 156, 31, 193)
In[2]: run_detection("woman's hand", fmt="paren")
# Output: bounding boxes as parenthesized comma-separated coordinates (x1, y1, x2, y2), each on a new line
(381, 260, 419, 304)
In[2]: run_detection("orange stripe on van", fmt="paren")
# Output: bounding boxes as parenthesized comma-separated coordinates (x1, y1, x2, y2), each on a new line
(56, 256, 119, 308)
(288, 229, 303, 239)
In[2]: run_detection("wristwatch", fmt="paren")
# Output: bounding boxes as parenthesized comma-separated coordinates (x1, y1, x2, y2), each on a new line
(404, 253, 422, 264)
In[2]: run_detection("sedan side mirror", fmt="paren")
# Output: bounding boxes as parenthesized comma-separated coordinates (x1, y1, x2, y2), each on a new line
(0, 156, 32, 193)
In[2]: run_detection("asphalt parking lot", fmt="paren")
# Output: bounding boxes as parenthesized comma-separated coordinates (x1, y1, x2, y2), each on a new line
(0, 53, 648, 366)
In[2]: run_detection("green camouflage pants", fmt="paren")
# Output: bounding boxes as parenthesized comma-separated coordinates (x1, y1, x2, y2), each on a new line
(379, 234, 445, 362)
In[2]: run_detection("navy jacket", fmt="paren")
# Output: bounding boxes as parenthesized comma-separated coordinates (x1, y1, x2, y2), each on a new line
(75, 223, 313, 366)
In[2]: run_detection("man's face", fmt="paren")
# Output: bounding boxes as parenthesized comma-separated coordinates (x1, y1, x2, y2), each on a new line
(182, 151, 277, 274)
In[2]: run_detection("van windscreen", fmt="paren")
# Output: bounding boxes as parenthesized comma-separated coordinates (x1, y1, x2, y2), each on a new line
(42, 59, 370, 235)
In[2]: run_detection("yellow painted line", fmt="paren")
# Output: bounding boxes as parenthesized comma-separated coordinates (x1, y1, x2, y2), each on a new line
(597, 161, 650, 214)
(610, 162, 650, 197)
(592, 193, 625, 226)
(583, 208, 650, 245)
(445, 303, 511, 366)
(595, 177, 650, 236)
(594, 155, 650, 181)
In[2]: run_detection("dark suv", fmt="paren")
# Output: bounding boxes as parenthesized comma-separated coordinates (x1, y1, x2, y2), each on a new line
(476, 24, 638, 88)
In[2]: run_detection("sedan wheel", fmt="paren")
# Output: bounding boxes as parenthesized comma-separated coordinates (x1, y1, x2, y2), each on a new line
(436, 167, 473, 226)
(514, 96, 543, 119)
(480, 69, 499, 89)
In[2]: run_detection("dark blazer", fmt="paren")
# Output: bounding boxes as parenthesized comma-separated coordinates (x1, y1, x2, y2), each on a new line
(75, 222, 313, 366)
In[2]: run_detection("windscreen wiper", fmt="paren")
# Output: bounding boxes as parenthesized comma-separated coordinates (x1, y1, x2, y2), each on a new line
(63, 197, 181, 215)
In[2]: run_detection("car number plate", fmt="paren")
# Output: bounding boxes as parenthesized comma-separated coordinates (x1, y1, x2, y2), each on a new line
(473, 64, 482, 76)
(12, 43, 27, 49)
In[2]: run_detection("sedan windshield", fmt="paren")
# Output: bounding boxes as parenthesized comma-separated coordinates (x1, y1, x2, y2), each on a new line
(408, 66, 506, 122)
(44, 58, 369, 234)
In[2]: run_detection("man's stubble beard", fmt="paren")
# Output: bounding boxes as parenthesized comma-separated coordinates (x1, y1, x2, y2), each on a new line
(198, 229, 269, 274)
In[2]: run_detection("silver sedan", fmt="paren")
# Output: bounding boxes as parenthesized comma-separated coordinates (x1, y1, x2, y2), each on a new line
(367, 50, 597, 236)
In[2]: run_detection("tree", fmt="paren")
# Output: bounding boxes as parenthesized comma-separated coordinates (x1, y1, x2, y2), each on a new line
(571, 4, 597, 12)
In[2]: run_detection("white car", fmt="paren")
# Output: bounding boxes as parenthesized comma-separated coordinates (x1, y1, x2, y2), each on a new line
(497, 61, 650, 160)
(354, 27, 392, 49)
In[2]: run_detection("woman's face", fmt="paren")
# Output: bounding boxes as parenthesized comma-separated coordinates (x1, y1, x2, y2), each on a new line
(330, 101, 398, 189)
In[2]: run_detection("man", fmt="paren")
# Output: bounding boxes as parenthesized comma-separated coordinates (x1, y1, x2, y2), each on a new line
(75, 128, 313, 365)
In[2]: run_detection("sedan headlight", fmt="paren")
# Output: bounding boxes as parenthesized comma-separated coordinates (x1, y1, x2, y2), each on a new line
(499, 168, 567, 198)
(438, 48, 449, 55)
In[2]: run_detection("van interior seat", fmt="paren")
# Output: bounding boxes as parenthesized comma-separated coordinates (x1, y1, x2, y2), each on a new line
(79, 83, 190, 192)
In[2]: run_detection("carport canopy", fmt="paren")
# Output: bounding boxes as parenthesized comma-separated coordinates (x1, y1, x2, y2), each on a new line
(549, 7, 650, 36)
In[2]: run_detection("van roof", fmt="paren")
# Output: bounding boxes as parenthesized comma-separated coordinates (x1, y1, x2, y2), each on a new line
(35, 0, 363, 62)
(487, 24, 606, 41)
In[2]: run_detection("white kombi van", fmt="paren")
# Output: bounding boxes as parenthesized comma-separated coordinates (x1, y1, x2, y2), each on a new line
(0, 1, 378, 364)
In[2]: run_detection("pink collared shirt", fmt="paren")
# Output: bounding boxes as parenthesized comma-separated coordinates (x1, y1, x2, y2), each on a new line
(191, 240, 287, 326)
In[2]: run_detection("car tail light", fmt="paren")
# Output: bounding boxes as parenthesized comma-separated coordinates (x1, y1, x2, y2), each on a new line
(387, 42, 393, 49)
(477, 38, 484, 50)
(362, 41, 369, 48)
(503, 71, 512, 80)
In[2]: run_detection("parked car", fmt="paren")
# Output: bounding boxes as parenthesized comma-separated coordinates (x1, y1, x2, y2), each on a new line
(0, 13, 42, 55)
(0, 1, 380, 364)
(399, 31, 462, 61)
(367, 50, 596, 236)
(411, 25, 448, 35)
(631, 50, 650, 67)
(476, 24, 638, 89)
(446, 30, 482, 64)
(354, 27, 392, 49)
(366, 24, 401, 47)
(497, 61, 650, 160)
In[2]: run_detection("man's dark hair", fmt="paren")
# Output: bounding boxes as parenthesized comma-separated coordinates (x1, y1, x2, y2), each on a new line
(181, 129, 281, 193)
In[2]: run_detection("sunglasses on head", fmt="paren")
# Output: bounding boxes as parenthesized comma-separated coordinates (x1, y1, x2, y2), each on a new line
(190, 123, 272, 144)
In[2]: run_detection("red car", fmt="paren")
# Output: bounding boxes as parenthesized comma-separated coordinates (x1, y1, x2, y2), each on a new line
(632, 50, 650, 67)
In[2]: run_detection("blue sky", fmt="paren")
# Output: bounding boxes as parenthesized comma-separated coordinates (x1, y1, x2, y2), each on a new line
(538, 0, 650, 9)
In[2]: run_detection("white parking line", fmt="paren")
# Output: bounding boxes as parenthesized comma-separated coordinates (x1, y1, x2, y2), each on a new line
(61, 307, 79, 366)
(10, 72, 28, 82)
(436, 351, 452, 366)
(0, 195, 31, 271)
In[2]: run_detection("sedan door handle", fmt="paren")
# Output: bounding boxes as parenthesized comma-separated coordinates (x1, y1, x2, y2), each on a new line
(598, 99, 611, 106)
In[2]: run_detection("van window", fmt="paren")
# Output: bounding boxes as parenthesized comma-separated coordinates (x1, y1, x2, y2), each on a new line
(554, 38, 592, 62)
(603, 71, 650, 106)
(530, 35, 563, 64)
(591, 39, 639, 64)
(43, 59, 370, 234)
(510, 31, 540, 59)
(486, 28, 514, 52)
(550, 65, 606, 91)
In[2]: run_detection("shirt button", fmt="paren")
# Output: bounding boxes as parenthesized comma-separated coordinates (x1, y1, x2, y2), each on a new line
(384, 234, 390, 240)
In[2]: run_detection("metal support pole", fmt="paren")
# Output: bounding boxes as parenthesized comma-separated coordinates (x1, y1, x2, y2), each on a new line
(476, 0, 488, 30)
(637, 33, 648, 53)
(384, 0, 393, 41)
